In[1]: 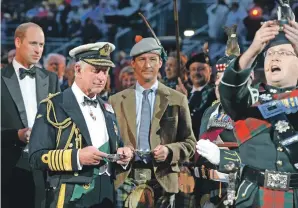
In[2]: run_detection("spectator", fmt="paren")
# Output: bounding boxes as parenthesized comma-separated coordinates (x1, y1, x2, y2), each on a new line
(207, 0, 229, 41)
(44, 53, 68, 90)
(243, 6, 265, 41)
(225, 2, 247, 33)
(164, 51, 188, 90)
(64, 59, 75, 87)
(7, 49, 16, 64)
(119, 65, 136, 90)
(82, 17, 102, 44)
(207, 0, 229, 63)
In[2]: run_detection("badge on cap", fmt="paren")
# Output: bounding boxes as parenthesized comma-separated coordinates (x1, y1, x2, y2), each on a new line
(99, 44, 111, 57)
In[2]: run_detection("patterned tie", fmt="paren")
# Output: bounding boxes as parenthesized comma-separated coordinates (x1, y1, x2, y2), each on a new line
(138, 89, 152, 151)
(19, 67, 36, 80)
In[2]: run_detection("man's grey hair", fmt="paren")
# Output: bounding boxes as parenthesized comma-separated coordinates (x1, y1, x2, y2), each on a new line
(44, 53, 66, 69)
(74, 60, 86, 76)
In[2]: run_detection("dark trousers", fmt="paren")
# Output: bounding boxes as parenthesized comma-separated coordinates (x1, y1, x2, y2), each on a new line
(2, 167, 46, 208)
(46, 174, 115, 208)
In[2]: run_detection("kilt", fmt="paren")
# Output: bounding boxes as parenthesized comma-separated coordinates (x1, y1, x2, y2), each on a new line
(251, 187, 294, 208)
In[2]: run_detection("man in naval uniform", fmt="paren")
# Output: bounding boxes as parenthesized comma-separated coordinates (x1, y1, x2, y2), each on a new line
(109, 36, 196, 208)
(196, 16, 298, 208)
(29, 42, 133, 208)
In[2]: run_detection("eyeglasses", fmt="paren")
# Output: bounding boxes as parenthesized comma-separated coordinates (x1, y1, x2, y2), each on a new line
(264, 50, 297, 57)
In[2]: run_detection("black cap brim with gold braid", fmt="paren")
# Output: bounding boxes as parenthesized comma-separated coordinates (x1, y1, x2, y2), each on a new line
(216, 24, 240, 73)
(69, 42, 116, 67)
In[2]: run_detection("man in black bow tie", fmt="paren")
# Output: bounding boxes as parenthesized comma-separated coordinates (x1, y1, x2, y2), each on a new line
(29, 42, 133, 208)
(1, 22, 60, 208)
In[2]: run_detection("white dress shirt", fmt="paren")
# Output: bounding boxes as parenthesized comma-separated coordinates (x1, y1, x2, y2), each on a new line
(72, 82, 110, 175)
(190, 84, 207, 94)
(72, 82, 109, 148)
(135, 81, 158, 143)
(13, 58, 37, 128)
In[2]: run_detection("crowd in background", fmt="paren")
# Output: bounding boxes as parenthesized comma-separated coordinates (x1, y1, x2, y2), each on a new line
(1, 0, 298, 94)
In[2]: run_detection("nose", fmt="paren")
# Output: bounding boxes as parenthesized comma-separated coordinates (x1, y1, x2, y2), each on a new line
(144, 59, 151, 68)
(34, 45, 43, 55)
(96, 71, 107, 81)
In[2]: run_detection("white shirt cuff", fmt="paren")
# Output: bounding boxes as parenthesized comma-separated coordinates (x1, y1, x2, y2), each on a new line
(77, 149, 83, 170)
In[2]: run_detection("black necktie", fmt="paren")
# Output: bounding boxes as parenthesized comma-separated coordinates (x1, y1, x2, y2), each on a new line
(82, 96, 98, 108)
(19, 67, 36, 80)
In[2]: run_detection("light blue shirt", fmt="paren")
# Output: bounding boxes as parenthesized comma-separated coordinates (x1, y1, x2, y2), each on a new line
(135, 81, 158, 142)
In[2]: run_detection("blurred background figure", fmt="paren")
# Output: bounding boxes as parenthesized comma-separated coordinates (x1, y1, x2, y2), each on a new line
(64, 59, 75, 87)
(7, 49, 16, 64)
(44, 53, 68, 90)
(163, 51, 188, 89)
(118, 65, 136, 90)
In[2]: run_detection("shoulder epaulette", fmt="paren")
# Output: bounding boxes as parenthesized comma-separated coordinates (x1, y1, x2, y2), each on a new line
(40, 92, 61, 104)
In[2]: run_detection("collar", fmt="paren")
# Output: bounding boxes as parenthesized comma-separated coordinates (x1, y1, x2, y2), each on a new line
(135, 80, 159, 94)
(191, 84, 207, 93)
(71, 82, 97, 104)
(12, 58, 35, 79)
(259, 83, 297, 94)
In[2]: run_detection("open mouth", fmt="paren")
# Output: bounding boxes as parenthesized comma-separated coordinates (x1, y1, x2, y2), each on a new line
(271, 66, 281, 73)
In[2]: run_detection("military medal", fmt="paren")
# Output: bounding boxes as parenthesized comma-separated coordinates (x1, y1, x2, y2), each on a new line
(275, 120, 290, 133)
(89, 108, 96, 121)
(113, 121, 118, 136)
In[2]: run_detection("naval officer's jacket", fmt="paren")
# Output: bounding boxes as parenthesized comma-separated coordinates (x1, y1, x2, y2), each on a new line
(28, 88, 123, 201)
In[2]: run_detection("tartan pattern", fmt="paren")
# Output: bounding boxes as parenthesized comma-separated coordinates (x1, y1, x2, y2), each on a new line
(175, 192, 196, 208)
(256, 187, 294, 208)
(116, 178, 176, 208)
(116, 178, 136, 208)
(198, 85, 215, 110)
(234, 118, 271, 144)
(234, 89, 298, 144)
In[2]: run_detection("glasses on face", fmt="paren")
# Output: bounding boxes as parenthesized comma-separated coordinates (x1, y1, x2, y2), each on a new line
(264, 50, 297, 57)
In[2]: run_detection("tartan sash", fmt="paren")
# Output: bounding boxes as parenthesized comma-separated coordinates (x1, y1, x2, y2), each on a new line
(234, 89, 298, 145)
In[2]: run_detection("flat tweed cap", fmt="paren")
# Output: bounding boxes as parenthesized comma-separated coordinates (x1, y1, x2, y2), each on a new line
(130, 37, 162, 57)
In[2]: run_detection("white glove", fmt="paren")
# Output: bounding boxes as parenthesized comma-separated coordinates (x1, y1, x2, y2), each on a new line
(196, 139, 220, 165)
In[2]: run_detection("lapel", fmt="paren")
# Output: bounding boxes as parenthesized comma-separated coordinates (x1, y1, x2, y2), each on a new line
(121, 88, 137, 146)
(35, 68, 49, 103)
(2, 64, 28, 127)
(97, 97, 116, 153)
(61, 89, 92, 146)
(150, 82, 170, 149)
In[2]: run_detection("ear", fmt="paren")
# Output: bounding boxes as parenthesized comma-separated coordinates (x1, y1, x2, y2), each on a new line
(158, 58, 163, 69)
(131, 59, 136, 69)
(15, 37, 21, 49)
(74, 63, 82, 78)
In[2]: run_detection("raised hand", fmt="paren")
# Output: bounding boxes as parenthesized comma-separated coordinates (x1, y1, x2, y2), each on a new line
(284, 20, 298, 56)
(175, 77, 188, 96)
(249, 20, 279, 56)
